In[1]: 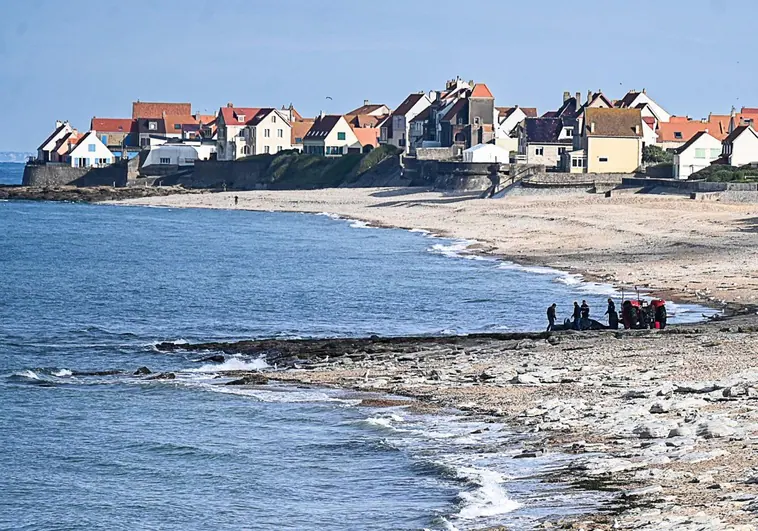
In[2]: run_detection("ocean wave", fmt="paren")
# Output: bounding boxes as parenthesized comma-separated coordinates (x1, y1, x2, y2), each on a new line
(186, 356, 269, 373)
(315, 212, 341, 220)
(206, 385, 358, 404)
(14, 370, 41, 380)
(453, 467, 522, 520)
(53, 369, 73, 377)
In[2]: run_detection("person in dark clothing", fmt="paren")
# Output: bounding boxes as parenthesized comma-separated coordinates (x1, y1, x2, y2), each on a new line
(605, 298, 618, 329)
(580, 300, 590, 321)
(234, 195, 239, 205)
(572, 301, 582, 330)
(546, 303, 557, 331)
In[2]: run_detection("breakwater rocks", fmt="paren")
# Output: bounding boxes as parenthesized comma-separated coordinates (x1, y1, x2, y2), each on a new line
(161, 320, 758, 529)
(0, 185, 204, 203)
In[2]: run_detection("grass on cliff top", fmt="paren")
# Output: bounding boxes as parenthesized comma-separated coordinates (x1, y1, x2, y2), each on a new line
(689, 164, 758, 182)
(238, 147, 399, 189)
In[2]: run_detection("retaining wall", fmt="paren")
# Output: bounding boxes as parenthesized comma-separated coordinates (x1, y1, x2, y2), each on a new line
(22, 162, 129, 187)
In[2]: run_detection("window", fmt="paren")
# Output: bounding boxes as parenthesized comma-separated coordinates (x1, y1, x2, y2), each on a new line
(141, 137, 149, 147)
(337, 132, 346, 141)
(565, 128, 573, 137)
(535, 147, 544, 156)
(599, 157, 608, 162)
(295, 137, 303, 144)
(272, 115, 277, 123)
(174, 124, 181, 130)
(558, 147, 566, 155)
(277, 129, 283, 138)
(88, 144, 96, 152)
(710, 148, 721, 158)
(264, 129, 270, 138)
(264, 146, 270, 154)
(277, 146, 282, 152)
(148, 122, 157, 131)
(474, 117, 480, 126)
(572, 159, 578, 167)
(159, 157, 171, 164)
(695, 148, 706, 159)
(101, 135, 108, 144)
(674, 131, 683, 139)
(242, 146, 250, 155)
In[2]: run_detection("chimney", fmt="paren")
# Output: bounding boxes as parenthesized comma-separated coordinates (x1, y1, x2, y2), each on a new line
(364, 99, 370, 106)
(56, 120, 63, 128)
(587, 90, 592, 104)
(319, 110, 325, 119)
(563, 91, 570, 102)
(634, 124, 640, 135)
(590, 122, 596, 134)
(642, 88, 647, 94)
(575, 92, 581, 104)
(227, 102, 234, 108)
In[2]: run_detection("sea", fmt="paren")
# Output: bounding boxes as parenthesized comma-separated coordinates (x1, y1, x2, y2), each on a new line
(0, 175, 714, 530)
(0, 161, 24, 185)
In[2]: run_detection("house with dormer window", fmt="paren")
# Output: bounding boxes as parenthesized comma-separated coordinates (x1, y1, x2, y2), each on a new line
(216, 105, 292, 160)
(302, 114, 360, 156)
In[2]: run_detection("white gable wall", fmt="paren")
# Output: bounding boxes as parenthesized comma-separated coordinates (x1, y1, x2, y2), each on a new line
(67, 132, 115, 168)
(673, 133, 721, 179)
(731, 128, 758, 166)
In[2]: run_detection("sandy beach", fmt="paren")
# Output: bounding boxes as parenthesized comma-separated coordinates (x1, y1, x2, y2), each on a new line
(116, 187, 758, 528)
(111, 187, 758, 308)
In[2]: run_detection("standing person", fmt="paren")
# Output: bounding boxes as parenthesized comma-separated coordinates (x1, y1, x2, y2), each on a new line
(580, 300, 590, 320)
(606, 298, 618, 329)
(546, 303, 557, 331)
(234, 195, 239, 206)
(572, 302, 582, 330)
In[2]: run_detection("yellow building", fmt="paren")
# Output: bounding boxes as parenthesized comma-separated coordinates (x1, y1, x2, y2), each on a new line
(564, 108, 643, 173)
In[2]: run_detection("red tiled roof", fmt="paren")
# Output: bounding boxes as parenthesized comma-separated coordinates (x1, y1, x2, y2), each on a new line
(219, 107, 263, 126)
(642, 117, 656, 128)
(163, 115, 200, 133)
(657, 120, 709, 143)
(90, 118, 136, 133)
(471, 83, 494, 98)
(132, 101, 191, 119)
(291, 120, 314, 144)
(741, 107, 758, 114)
(351, 126, 380, 148)
(346, 114, 383, 128)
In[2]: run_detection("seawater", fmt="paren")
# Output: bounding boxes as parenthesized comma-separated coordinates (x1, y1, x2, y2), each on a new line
(0, 162, 24, 185)
(0, 201, 713, 530)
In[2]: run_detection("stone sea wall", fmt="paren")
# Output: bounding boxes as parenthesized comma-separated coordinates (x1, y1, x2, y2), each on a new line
(22, 160, 137, 187)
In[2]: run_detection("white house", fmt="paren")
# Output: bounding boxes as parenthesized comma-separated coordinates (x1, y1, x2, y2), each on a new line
(216, 106, 292, 160)
(37, 120, 74, 162)
(720, 125, 758, 167)
(66, 131, 115, 168)
(463, 143, 510, 163)
(143, 141, 216, 168)
(383, 92, 433, 152)
(672, 131, 722, 179)
(495, 107, 531, 153)
(615, 90, 671, 123)
(303, 115, 360, 156)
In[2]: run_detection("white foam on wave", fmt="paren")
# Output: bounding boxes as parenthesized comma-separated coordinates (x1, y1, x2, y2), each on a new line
(454, 467, 522, 520)
(187, 357, 269, 373)
(53, 369, 72, 377)
(363, 414, 406, 429)
(207, 385, 359, 404)
(316, 211, 342, 220)
(429, 239, 495, 262)
(409, 228, 431, 235)
(16, 370, 40, 380)
(348, 220, 372, 229)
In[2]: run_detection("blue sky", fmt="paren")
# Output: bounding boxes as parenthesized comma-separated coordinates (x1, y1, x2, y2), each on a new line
(0, 0, 755, 151)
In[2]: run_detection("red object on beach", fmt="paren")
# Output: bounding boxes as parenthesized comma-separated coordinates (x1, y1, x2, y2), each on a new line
(654, 322, 661, 329)
(651, 299, 666, 308)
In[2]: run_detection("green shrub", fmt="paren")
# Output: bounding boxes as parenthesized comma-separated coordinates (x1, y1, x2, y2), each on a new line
(643, 145, 673, 164)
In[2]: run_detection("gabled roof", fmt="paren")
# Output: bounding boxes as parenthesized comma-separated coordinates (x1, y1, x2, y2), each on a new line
(615, 90, 642, 109)
(723, 125, 758, 144)
(346, 114, 383, 128)
(658, 120, 709, 143)
(524, 117, 569, 144)
(219, 107, 264, 127)
(346, 103, 387, 116)
(391, 93, 426, 118)
(291, 120, 314, 144)
(37, 124, 68, 151)
(675, 131, 716, 154)
(69, 131, 97, 153)
(587, 92, 614, 108)
(442, 99, 467, 121)
(584, 108, 643, 137)
(471, 83, 494, 98)
(91, 118, 137, 134)
(247, 108, 289, 127)
(54, 131, 82, 155)
(304, 115, 343, 138)
(132, 101, 191, 119)
(163, 115, 199, 132)
(351, 126, 380, 147)
(410, 107, 431, 123)
(554, 97, 581, 119)
(642, 116, 656, 129)
(498, 106, 538, 121)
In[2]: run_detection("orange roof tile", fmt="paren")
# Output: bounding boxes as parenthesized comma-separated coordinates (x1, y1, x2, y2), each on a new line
(291, 120, 314, 144)
(351, 126, 380, 148)
(132, 101, 191, 119)
(657, 120, 710, 143)
(471, 83, 494, 98)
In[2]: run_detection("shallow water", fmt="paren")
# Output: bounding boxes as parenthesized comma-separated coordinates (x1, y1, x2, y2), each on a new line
(0, 201, 711, 529)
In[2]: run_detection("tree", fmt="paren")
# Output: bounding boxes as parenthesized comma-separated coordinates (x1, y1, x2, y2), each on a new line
(643, 145, 673, 164)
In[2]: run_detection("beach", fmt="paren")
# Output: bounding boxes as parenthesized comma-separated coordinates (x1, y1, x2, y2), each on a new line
(111, 187, 758, 308)
(109, 187, 758, 528)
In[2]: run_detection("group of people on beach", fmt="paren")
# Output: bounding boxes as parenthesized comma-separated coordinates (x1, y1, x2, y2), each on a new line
(546, 298, 619, 331)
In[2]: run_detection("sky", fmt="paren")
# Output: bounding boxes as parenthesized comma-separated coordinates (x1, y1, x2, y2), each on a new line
(0, 0, 756, 151)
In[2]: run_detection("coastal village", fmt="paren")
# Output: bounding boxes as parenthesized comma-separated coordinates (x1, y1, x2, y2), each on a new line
(29, 77, 758, 189)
